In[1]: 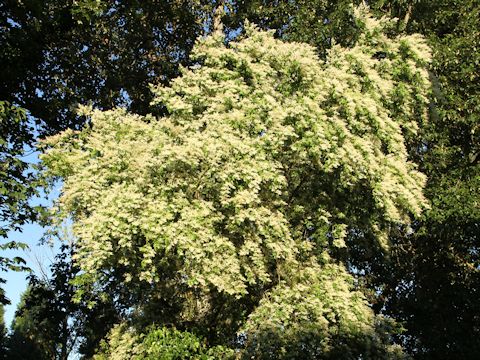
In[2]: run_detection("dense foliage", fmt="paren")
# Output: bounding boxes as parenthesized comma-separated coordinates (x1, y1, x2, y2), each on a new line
(40, 8, 431, 358)
(0, 101, 32, 304)
(0, 0, 217, 133)
(233, 2, 480, 357)
(2, 245, 120, 360)
(94, 325, 234, 360)
(1, 1, 478, 359)
(383, 2, 480, 357)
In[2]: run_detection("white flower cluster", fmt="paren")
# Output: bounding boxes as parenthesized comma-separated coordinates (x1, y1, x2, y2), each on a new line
(40, 6, 431, 356)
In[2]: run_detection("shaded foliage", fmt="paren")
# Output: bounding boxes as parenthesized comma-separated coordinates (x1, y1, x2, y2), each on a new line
(0, 0, 218, 134)
(0, 306, 7, 359)
(0, 101, 33, 304)
(4, 245, 120, 359)
(382, 2, 480, 358)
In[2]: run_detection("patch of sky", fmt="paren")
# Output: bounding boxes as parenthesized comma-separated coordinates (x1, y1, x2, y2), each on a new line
(225, 26, 242, 42)
(106, 7, 117, 16)
(35, 88, 44, 98)
(1, 172, 61, 328)
(119, 88, 132, 107)
(6, 18, 21, 28)
(1, 113, 62, 328)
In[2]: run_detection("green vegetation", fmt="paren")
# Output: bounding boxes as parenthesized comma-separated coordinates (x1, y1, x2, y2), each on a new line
(94, 325, 234, 360)
(0, 1, 478, 359)
(39, 8, 429, 358)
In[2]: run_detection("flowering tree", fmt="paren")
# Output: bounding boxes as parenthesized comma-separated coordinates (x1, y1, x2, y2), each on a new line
(40, 7, 431, 358)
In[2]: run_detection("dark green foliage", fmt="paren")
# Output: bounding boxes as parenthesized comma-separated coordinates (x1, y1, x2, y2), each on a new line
(0, 306, 7, 360)
(382, 1, 480, 358)
(4, 245, 120, 359)
(0, 103, 34, 233)
(5, 287, 49, 360)
(0, 102, 33, 235)
(0, 242, 28, 305)
(228, 0, 364, 58)
(0, 101, 33, 304)
(241, 318, 406, 360)
(0, 0, 217, 134)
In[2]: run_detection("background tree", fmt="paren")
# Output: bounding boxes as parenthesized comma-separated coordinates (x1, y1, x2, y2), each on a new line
(5, 245, 120, 359)
(0, 305, 7, 359)
(0, 0, 220, 134)
(0, 0, 216, 313)
(378, 1, 480, 358)
(227, 0, 364, 58)
(4, 287, 47, 360)
(0, 101, 32, 304)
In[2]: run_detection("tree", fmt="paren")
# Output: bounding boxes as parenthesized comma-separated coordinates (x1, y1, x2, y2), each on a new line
(0, 0, 216, 315)
(229, 2, 479, 357)
(5, 245, 121, 359)
(0, 305, 7, 359)
(93, 325, 234, 360)
(40, 7, 432, 358)
(377, 1, 480, 358)
(3, 1, 477, 358)
(0, 101, 32, 305)
(228, 0, 364, 58)
(1, 0, 219, 134)
(4, 287, 47, 360)
(0, 2, 220, 303)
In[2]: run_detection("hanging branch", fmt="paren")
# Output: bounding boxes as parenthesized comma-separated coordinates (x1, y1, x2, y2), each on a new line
(403, 3, 413, 28)
(213, 0, 225, 34)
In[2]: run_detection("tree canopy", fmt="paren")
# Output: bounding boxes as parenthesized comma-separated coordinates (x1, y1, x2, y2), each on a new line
(40, 7, 432, 358)
(1, 1, 478, 359)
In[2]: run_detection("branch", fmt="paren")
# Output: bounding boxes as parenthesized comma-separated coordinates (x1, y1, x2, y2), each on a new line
(213, 0, 224, 34)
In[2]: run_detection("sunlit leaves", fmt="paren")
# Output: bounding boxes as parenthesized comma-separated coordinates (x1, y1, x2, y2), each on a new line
(41, 7, 431, 357)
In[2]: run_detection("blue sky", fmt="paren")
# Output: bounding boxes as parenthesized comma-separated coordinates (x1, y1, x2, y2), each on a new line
(2, 221, 58, 327)
(2, 150, 60, 328)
